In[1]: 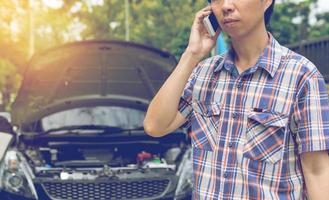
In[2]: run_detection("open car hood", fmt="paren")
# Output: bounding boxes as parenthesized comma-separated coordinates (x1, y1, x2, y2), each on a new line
(11, 40, 177, 126)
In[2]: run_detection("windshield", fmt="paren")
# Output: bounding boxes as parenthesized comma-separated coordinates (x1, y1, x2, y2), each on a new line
(41, 106, 145, 132)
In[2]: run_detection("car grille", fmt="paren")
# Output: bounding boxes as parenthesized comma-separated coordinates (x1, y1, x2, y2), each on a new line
(41, 179, 170, 200)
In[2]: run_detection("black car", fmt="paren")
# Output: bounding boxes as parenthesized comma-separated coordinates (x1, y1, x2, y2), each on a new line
(0, 41, 193, 200)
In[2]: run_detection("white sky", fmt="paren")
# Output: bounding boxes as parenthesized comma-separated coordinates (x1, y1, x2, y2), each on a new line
(308, 0, 329, 24)
(316, 0, 329, 13)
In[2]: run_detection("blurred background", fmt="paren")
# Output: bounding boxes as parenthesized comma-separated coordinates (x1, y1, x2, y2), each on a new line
(0, 0, 328, 111)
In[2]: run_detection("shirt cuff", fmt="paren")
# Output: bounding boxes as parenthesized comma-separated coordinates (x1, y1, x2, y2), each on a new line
(298, 134, 329, 154)
(178, 97, 192, 128)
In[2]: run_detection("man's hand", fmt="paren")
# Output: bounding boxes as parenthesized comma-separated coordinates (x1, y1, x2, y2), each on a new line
(186, 6, 221, 61)
(301, 150, 329, 200)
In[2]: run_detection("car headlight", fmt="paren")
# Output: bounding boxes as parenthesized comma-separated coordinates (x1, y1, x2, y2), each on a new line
(5, 171, 25, 190)
(0, 150, 38, 199)
(174, 148, 193, 199)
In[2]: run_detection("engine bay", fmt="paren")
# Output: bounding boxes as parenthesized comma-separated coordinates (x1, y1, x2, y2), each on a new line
(19, 132, 188, 180)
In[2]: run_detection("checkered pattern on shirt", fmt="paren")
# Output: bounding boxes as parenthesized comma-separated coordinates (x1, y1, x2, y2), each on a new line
(178, 34, 329, 200)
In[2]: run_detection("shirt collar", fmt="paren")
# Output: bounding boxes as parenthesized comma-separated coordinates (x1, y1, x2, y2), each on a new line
(214, 33, 283, 78)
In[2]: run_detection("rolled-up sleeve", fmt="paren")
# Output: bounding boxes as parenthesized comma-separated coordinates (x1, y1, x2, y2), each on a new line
(294, 72, 329, 154)
(178, 69, 197, 129)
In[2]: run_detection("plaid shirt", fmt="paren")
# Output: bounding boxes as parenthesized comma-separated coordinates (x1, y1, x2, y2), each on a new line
(178, 33, 329, 199)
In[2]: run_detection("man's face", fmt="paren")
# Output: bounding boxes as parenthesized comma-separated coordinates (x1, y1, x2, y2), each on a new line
(210, 0, 272, 38)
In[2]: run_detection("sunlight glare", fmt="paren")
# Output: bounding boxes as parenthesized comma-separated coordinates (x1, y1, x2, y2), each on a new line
(42, 0, 63, 9)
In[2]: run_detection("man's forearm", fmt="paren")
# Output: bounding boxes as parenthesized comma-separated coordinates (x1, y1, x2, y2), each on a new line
(304, 169, 329, 200)
(143, 51, 200, 136)
(301, 151, 329, 200)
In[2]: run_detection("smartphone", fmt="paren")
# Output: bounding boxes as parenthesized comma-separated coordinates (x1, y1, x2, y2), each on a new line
(203, 12, 220, 37)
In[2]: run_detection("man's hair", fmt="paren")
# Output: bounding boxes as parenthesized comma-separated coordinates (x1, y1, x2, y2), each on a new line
(265, 0, 275, 26)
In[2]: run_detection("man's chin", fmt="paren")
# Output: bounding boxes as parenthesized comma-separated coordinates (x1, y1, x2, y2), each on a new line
(225, 29, 253, 40)
(225, 31, 242, 39)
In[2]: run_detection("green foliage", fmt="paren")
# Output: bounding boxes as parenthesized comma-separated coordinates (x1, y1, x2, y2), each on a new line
(269, 2, 300, 45)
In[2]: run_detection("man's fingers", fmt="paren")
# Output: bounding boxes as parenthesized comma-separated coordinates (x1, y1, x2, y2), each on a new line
(203, 5, 212, 11)
(194, 10, 212, 27)
(214, 27, 222, 38)
(195, 6, 212, 19)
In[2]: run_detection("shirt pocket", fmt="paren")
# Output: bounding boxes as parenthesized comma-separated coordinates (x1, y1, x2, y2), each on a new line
(243, 109, 288, 164)
(190, 101, 222, 151)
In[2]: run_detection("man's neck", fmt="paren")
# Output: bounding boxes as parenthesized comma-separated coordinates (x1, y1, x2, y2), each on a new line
(231, 26, 269, 74)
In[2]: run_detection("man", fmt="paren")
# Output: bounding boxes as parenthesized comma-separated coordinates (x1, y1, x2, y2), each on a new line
(144, 0, 329, 199)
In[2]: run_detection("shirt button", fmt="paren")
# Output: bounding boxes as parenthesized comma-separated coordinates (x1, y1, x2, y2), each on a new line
(228, 142, 234, 148)
(232, 112, 239, 119)
(236, 81, 243, 88)
(223, 172, 229, 178)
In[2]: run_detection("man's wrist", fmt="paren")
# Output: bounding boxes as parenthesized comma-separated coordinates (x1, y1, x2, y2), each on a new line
(182, 49, 203, 64)
(173, 50, 202, 76)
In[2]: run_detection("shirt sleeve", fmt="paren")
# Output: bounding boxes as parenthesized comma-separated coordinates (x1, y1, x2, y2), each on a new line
(177, 69, 197, 129)
(294, 72, 329, 154)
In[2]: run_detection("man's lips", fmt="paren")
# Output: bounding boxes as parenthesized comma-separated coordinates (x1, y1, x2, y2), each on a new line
(223, 18, 239, 25)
